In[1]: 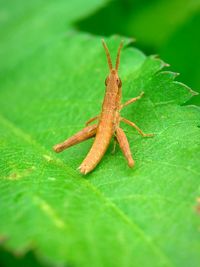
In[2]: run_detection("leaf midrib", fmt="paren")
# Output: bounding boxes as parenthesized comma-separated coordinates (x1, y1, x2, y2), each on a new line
(0, 112, 174, 267)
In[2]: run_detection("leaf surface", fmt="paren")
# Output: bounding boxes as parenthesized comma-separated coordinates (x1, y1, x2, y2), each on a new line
(0, 2, 200, 267)
(0, 0, 108, 73)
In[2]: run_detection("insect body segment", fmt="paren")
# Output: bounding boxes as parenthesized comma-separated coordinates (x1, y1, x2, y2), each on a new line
(53, 40, 153, 174)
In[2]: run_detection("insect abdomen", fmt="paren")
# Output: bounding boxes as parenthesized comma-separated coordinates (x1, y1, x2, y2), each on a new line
(79, 114, 113, 174)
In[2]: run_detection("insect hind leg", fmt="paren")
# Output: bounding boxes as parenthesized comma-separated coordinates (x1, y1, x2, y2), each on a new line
(53, 124, 97, 153)
(116, 127, 134, 168)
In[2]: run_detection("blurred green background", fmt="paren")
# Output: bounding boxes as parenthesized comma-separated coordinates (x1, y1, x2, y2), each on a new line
(75, 0, 200, 103)
(0, 0, 200, 266)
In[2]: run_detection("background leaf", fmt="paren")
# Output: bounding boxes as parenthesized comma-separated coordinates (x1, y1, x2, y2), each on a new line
(0, 247, 46, 267)
(0, 0, 109, 72)
(76, 0, 200, 48)
(76, 0, 200, 103)
(159, 12, 200, 105)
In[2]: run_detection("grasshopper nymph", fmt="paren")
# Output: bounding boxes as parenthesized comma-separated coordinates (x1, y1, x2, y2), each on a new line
(53, 40, 153, 174)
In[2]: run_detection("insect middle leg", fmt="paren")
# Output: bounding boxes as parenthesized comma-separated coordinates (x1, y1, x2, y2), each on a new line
(116, 127, 134, 167)
(120, 117, 154, 137)
(53, 124, 97, 153)
(120, 91, 144, 110)
(111, 137, 117, 154)
(85, 115, 99, 126)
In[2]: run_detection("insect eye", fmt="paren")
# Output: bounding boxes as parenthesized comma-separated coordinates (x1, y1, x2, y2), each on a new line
(117, 78, 122, 87)
(105, 77, 109, 86)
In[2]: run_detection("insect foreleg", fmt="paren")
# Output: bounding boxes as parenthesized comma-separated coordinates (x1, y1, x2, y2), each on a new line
(85, 115, 99, 126)
(120, 91, 144, 110)
(116, 127, 134, 167)
(53, 124, 97, 153)
(120, 117, 153, 137)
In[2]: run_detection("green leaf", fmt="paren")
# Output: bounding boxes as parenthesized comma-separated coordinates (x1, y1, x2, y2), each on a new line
(0, 0, 109, 73)
(75, 0, 200, 103)
(0, 247, 45, 267)
(0, 32, 200, 267)
(0, 1, 200, 266)
(76, 0, 200, 49)
(124, 0, 200, 48)
(159, 11, 200, 105)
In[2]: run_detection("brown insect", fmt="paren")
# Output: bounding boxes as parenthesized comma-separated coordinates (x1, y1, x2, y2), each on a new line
(53, 40, 153, 174)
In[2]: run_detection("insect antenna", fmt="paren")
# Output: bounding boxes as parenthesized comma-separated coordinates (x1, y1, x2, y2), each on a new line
(115, 41, 123, 71)
(102, 39, 113, 70)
